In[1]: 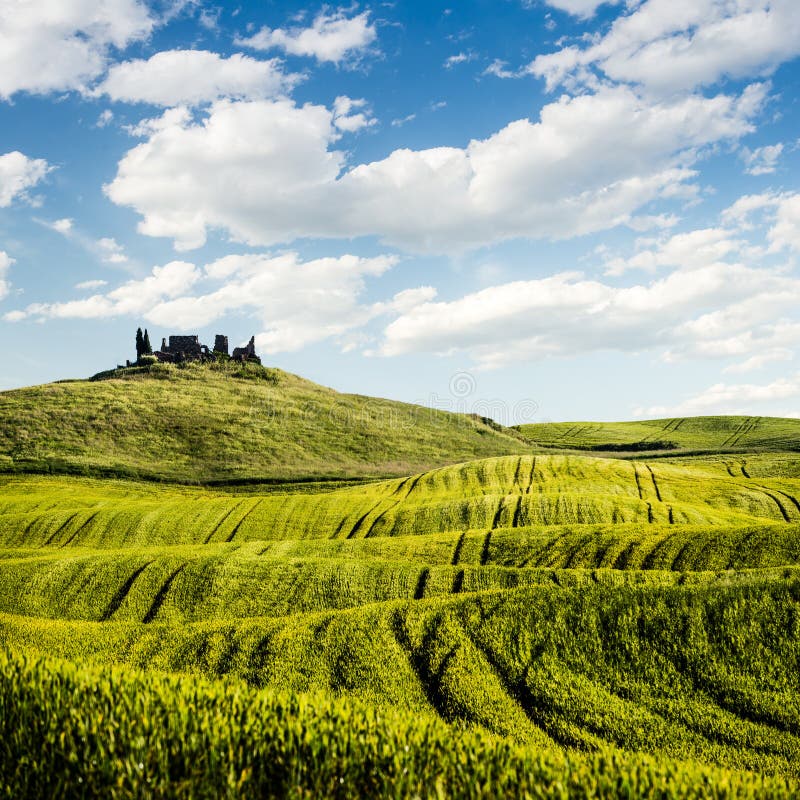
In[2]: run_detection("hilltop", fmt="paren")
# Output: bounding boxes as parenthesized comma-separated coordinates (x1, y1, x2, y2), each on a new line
(0, 361, 529, 483)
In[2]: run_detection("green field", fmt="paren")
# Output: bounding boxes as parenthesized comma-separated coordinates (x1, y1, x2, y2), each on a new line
(0, 362, 528, 483)
(2, 367, 800, 796)
(517, 416, 800, 455)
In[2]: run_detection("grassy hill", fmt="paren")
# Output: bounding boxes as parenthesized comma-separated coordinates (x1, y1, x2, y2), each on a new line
(0, 361, 529, 483)
(2, 367, 800, 795)
(517, 416, 800, 455)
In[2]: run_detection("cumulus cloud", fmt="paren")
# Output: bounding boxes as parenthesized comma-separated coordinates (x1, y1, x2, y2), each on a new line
(0, 151, 51, 207)
(740, 143, 783, 175)
(376, 193, 800, 372)
(6, 261, 200, 321)
(95, 50, 301, 106)
(602, 227, 750, 275)
(530, 0, 800, 94)
(718, 191, 800, 254)
(639, 374, 800, 417)
(0, 0, 154, 99)
(105, 85, 764, 252)
(332, 96, 376, 132)
(378, 261, 800, 369)
(769, 194, 800, 253)
(5, 251, 418, 355)
(235, 10, 377, 65)
(0, 250, 13, 301)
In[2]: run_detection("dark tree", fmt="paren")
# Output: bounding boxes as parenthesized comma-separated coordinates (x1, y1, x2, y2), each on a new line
(143, 329, 153, 355)
(135, 327, 144, 360)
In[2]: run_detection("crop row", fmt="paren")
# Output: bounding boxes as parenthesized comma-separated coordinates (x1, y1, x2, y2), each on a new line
(2, 576, 798, 778)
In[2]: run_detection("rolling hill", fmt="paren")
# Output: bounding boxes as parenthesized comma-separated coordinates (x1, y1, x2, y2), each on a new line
(517, 416, 800, 454)
(2, 366, 800, 796)
(0, 361, 529, 483)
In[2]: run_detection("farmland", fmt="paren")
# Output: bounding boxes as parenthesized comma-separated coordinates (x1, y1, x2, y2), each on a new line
(1, 367, 800, 796)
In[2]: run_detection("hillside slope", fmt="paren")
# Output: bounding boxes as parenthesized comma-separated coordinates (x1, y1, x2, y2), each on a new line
(517, 416, 800, 454)
(0, 362, 529, 482)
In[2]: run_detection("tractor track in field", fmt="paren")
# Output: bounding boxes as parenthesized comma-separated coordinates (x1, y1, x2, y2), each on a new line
(490, 497, 506, 530)
(451, 532, 467, 565)
(43, 512, 81, 547)
(730, 417, 760, 448)
(525, 457, 537, 494)
(101, 561, 154, 621)
(225, 499, 264, 543)
(645, 465, 663, 502)
(746, 486, 792, 523)
(365, 476, 421, 537)
(632, 464, 644, 501)
(59, 511, 100, 548)
(143, 564, 187, 623)
(413, 568, 430, 600)
(345, 500, 385, 539)
(511, 457, 524, 490)
(203, 501, 247, 545)
(511, 495, 524, 528)
(480, 531, 493, 566)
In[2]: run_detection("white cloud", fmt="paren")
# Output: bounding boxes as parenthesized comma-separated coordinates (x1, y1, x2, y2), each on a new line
(95, 50, 301, 106)
(541, 0, 630, 18)
(444, 52, 474, 69)
(7, 251, 409, 354)
(603, 227, 748, 275)
(0, 151, 51, 207)
(235, 10, 377, 65)
(154, 252, 398, 351)
(483, 59, 519, 79)
(75, 279, 109, 290)
(391, 113, 416, 128)
(378, 260, 800, 369)
(105, 85, 763, 253)
(44, 218, 129, 265)
(332, 96, 376, 133)
(7, 261, 200, 321)
(96, 237, 128, 264)
(719, 191, 800, 254)
(0, 250, 13, 301)
(96, 109, 114, 128)
(50, 218, 74, 235)
(769, 194, 800, 253)
(639, 373, 800, 417)
(530, 0, 800, 94)
(740, 142, 783, 175)
(0, 0, 154, 99)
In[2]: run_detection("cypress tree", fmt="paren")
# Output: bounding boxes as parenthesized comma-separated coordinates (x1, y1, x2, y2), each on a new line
(135, 328, 144, 360)
(143, 329, 152, 355)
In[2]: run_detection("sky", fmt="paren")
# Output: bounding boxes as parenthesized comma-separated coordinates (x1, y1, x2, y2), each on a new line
(1, 0, 800, 423)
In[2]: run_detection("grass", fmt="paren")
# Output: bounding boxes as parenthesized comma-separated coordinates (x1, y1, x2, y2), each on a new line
(3, 368, 800, 796)
(516, 416, 800, 455)
(4, 646, 796, 799)
(0, 361, 529, 483)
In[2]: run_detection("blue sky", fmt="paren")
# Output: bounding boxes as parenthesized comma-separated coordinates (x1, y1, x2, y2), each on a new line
(1, 0, 800, 422)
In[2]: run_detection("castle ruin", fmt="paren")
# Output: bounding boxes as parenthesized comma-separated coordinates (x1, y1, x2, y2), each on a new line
(152, 334, 261, 365)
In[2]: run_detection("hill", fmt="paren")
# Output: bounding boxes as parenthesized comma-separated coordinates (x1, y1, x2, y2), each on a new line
(0, 361, 529, 483)
(516, 415, 800, 455)
(3, 368, 800, 795)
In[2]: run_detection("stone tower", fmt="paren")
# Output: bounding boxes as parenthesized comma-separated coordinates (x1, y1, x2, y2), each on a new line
(213, 335, 229, 355)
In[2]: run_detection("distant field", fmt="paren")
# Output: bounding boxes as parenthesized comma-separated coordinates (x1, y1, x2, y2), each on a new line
(2, 381, 800, 795)
(517, 416, 800, 454)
